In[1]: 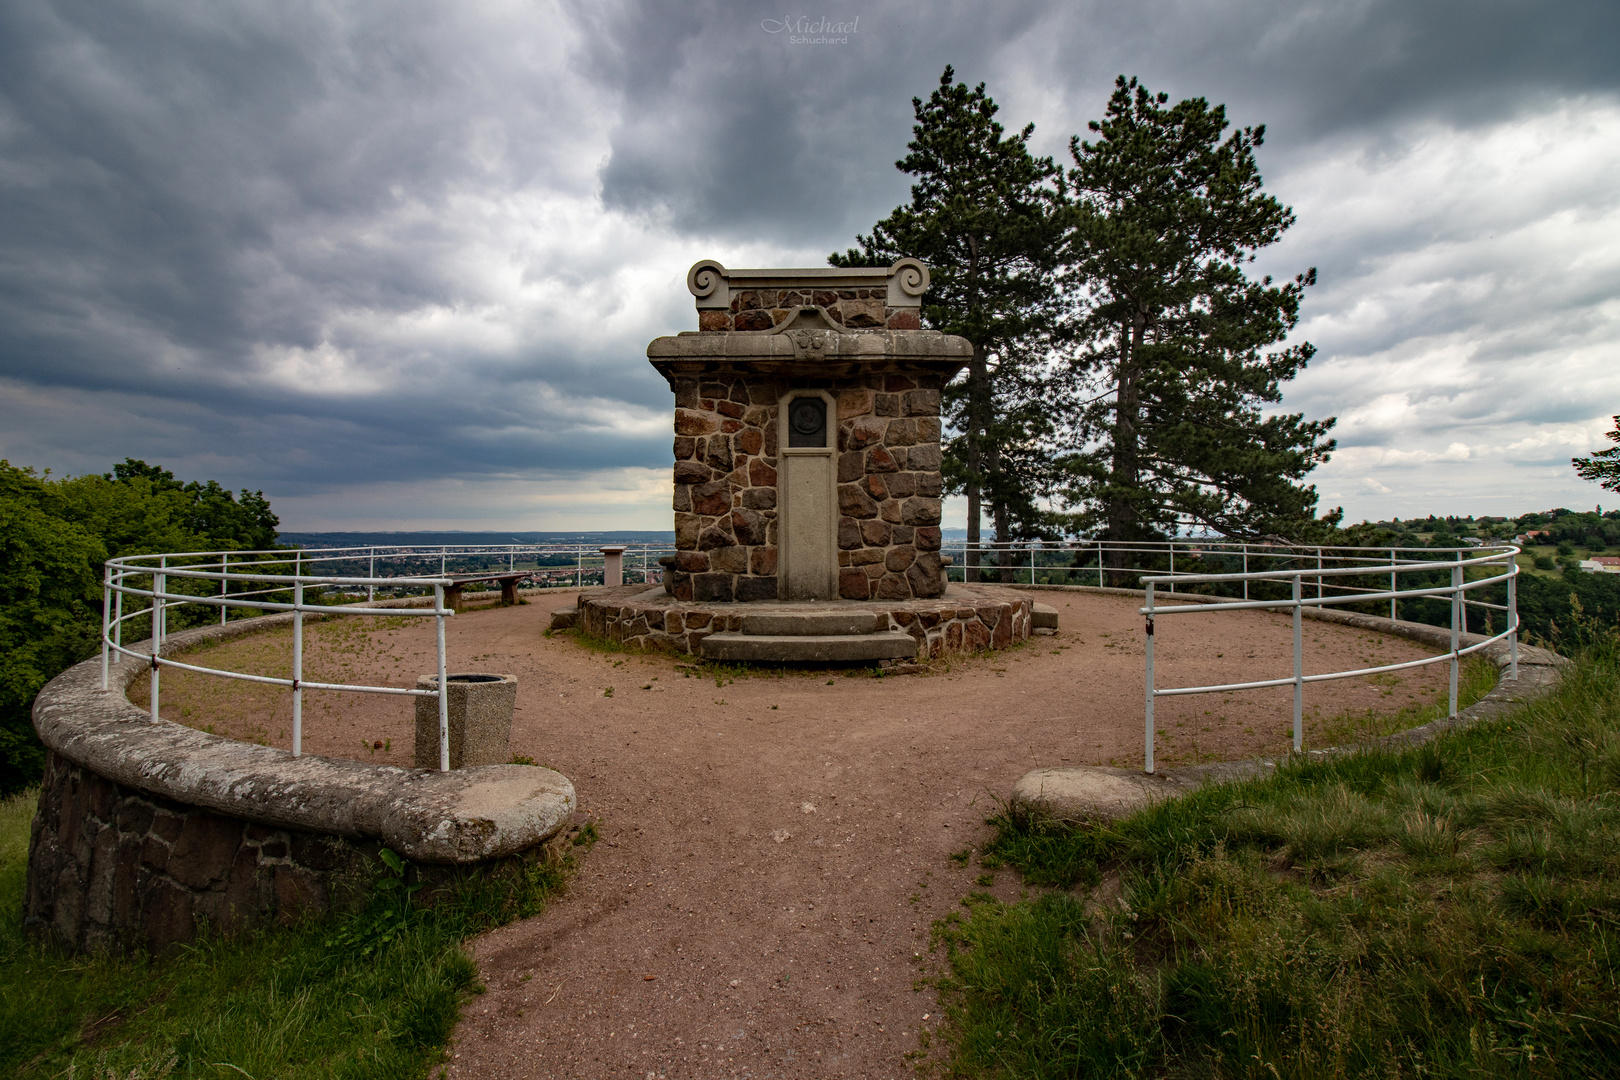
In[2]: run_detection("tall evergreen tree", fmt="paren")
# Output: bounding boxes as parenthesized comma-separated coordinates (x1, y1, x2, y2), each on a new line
(833, 66, 1068, 578)
(1573, 416, 1620, 493)
(1060, 77, 1336, 553)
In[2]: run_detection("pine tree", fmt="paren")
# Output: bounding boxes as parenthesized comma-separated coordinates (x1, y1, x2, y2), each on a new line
(832, 67, 1068, 578)
(1061, 77, 1336, 553)
(1573, 416, 1620, 493)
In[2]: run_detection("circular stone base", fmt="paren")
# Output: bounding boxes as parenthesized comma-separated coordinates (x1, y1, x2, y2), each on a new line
(576, 583, 1034, 660)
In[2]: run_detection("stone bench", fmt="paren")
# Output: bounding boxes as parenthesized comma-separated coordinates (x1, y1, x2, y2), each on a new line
(443, 572, 533, 611)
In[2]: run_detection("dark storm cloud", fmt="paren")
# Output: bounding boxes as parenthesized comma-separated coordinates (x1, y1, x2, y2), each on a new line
(0, 0, 671, 498)
(0, 0, 1615, 526)
(587, 0, 1051, 243)
(593, 0, 1620, 237)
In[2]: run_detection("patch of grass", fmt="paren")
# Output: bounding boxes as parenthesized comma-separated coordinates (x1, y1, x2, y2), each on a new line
(557, 625, 633, 656)
(1313, 654, 1497, 747)
(0, 792, 574, 1079)
(563, 627, 935, 683)
(939, 644, 1620, 1078)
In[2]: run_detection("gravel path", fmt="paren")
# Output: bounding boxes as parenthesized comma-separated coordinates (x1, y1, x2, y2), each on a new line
(149, 588, 1452, 1079)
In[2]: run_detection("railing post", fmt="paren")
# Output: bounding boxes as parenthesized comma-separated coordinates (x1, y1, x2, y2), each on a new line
(100, 564, 112, 691)
(1169, 542, 1175, 593)
(1293, 574, 1303, 754)
(1507, 556, 1519, 680)
(1030, 543, 1035, 585)
(219, 553, 229, 625)
(1242, 544, 1249, 600)
(1097, 540, 1104, 588)
(576, 551, 582, 589)
(1390, 548, 1398, 620)
(368, 549, 376, 604)
(1316, 546, 1323, 600)
(292, 578, 303, 757)
(600, 545, 626, 587)
(151, 565, 164, 723)
(114, 573, 122, 650)
(1144, 581, 1156, 774)
(1449, 562, 1461, 717)
(436, 583, 450, 772)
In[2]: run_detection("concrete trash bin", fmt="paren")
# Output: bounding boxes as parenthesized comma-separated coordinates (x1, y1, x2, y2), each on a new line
(414, 672, 518, 770)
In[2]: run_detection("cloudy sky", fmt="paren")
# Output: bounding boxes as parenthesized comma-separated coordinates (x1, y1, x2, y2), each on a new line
(2, 0, 1617, 532)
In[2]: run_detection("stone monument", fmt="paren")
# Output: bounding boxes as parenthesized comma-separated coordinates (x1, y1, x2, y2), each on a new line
(649, 258, 969, 603)
(572, 258, 1035, 661)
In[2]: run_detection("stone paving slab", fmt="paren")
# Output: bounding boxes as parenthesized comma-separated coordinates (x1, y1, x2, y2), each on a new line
(699, 630, 918, 663)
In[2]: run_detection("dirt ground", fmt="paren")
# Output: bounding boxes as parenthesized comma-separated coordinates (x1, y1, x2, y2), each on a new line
(145, 588, 1457, 1079)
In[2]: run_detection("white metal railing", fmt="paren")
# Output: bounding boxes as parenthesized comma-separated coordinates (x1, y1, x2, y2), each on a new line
(99, 543, 673, 771)
(1137, 544, 1520, 773)
(263, 541, 676, 598)
(103, 551, 457, 770)
(947, 535, 1488, 611)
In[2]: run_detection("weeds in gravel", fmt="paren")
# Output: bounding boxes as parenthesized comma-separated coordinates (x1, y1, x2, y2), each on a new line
(1312, 654, 1496, 747)
(0, 791, 581, 1079)
(938, 644, 1620, 1078)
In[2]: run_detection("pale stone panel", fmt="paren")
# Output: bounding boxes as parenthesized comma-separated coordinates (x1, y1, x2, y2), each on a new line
(782, 451, 835, 599)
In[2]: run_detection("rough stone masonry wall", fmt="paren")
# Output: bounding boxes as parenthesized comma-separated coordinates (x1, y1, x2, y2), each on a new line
(27, 613, 577, 955)
(581, 584, 1031, 658)
(667, 370, 947, 602)
(697, 287, 923, 332)
(26, 750, 374, 954)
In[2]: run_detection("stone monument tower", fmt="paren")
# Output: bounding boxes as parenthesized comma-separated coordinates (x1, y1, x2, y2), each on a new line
(568, 259, 1035, 659)
(647, 259, 971, 603)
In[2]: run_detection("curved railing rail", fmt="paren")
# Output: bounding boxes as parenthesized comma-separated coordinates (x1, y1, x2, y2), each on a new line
(100, 543, 671, 772)
(946, 536, 1505, 607)
(1136, 544, 1520, 773)
(104, 540, 1521, 777)
(103, 551, 458, 770)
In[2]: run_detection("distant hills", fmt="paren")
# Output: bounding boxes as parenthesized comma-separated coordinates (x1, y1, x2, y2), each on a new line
(280, 530, 676, 549)
(280, 528, 974, 548)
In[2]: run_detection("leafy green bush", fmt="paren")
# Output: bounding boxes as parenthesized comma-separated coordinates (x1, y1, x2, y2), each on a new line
(0, 460, 280, 793)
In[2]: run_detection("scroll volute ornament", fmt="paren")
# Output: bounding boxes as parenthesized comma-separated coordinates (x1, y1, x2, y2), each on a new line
(687, 259, 729, 309)
(889, 257, 930, 298)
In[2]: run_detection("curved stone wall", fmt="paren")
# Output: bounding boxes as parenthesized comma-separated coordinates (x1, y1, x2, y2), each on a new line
(26, 611, 576, 954)
(576, 582, 1033, 657)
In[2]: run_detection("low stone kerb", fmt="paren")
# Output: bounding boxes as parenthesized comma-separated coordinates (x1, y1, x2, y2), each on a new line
(31, 615, 575, 864)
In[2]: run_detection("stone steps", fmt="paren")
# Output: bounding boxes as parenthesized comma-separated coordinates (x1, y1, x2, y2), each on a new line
(1033, 602, 1059, 630)
(736, 611, 884, 636)
(703, 621, 920, 663)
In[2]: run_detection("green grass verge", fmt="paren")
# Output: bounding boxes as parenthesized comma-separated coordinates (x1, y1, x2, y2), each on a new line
(0, 795, 583, 1079)
(1312, 654, 1497, 747)
(939, 646, 1620, 1078)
